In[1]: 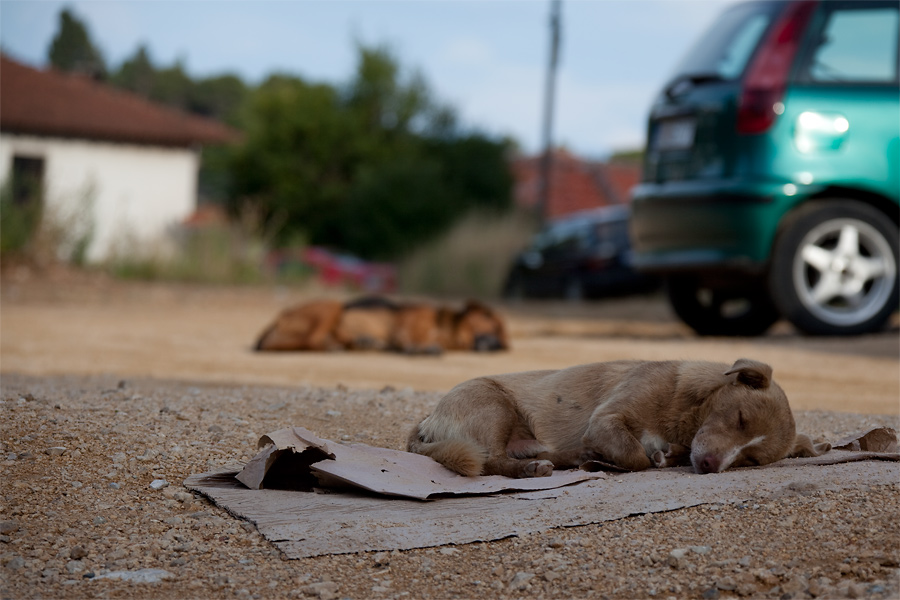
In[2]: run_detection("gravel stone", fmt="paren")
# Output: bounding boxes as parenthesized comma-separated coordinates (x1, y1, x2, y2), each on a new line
(94, 568, 175, 583)
(65, 560, 84, 574)
(0, 521, 18, 535)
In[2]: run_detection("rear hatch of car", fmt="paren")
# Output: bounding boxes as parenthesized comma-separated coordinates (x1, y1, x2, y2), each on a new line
(643, 1, 795, 184)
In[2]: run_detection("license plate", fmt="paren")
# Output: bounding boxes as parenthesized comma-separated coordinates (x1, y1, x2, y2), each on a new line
(654, 118, 696, 151)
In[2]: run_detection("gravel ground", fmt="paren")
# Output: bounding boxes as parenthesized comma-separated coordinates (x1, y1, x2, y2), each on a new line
(1, 373, 898, 600)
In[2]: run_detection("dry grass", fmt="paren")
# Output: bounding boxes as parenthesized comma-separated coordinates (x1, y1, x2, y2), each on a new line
(398, 209, 538, 298)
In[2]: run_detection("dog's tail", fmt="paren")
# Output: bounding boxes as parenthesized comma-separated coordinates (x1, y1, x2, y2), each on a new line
(407, 425, 487, 477)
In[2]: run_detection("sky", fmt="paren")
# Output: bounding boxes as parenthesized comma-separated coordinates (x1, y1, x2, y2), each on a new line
(0, 0, 736, 159)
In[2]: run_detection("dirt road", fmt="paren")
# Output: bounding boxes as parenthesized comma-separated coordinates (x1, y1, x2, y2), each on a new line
(2, 274, 898, 414)
(2, 273, 899, 600)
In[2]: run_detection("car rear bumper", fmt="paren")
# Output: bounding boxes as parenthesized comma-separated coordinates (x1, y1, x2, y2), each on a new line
(630, 179, 816, 274)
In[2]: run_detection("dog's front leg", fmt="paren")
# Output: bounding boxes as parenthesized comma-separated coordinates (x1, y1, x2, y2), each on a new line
(582, 412, 652, 471)
(650, 443, 692, 468)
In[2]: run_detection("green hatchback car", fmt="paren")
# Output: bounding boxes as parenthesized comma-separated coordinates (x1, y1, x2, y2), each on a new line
(630, 0, 899, 335)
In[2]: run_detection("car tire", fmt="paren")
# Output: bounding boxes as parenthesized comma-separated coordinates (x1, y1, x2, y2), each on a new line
(666, 276, 780, 336)
(769, 200, 899, 335)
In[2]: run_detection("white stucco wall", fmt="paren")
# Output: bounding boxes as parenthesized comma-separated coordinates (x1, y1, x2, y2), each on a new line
(0, 132, 199, 262)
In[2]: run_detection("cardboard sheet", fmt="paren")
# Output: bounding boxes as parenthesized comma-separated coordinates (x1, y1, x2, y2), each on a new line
(185, 427, 899, 558)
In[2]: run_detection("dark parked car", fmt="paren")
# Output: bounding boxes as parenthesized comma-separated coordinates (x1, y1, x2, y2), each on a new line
(631, 0, 899, 336)
(504, 205, 659, 300)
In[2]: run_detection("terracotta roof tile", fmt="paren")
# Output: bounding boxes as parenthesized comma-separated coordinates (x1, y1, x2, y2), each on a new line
(512, 149, 640, 220)
(0, 55, 238, 147)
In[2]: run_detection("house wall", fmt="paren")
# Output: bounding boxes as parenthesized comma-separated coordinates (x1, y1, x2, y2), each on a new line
(0, 132, 199, 262)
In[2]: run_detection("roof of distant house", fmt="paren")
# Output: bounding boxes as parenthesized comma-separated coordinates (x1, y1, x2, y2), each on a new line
(512, 149, 641, 220)
(0, 54, 238, 147)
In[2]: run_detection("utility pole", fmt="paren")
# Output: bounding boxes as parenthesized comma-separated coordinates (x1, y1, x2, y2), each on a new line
(536, 0, 561, 225)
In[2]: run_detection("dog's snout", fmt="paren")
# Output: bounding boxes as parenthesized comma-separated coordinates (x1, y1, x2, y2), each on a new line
(473, 334, 502, 352)
(696, 454, 721, 474)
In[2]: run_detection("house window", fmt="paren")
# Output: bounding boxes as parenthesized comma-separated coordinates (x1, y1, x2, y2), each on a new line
(6, 155, 45, 246)
(12, 155, 45, 207)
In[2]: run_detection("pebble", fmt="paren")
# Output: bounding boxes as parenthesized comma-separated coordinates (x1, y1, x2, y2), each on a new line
(668, 548, 689, 569)
(0, 521, 18, 535)
(70, 546, 88, 560)
(5, 555, 25, 570)
(508, 572, 535, 590)
(94, 568, 175, 583)
(149, 479, 169, 490)
(65, 560, 84, 574)
(299, 581, 339, 600)
(45, 447, 67, 456)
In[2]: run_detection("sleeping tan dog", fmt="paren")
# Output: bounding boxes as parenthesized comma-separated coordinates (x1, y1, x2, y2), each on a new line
(255, 297, 509, 354)
(407, 358, 830, 477)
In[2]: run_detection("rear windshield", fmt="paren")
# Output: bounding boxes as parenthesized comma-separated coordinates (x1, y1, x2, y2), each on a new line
(670, 1, 781, 81)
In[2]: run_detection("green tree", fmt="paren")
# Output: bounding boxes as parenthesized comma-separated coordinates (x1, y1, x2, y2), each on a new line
(227, 44, 513, 260)
(111, 45, 155, 97)
(189, 74, 248, 123)
(228, 74, 358, 242)
(47, 8, 106, 78)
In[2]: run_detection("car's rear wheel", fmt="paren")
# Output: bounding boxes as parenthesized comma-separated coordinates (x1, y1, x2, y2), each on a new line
(666, 276, 780, 336)
(769, 200, 898, 335)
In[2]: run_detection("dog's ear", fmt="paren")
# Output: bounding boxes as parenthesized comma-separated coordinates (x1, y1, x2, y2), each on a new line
(787, 433, 832, 458)
(724, 358, 772, 389)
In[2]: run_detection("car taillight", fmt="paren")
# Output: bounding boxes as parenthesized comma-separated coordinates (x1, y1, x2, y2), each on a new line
(737, 0, 818, 134)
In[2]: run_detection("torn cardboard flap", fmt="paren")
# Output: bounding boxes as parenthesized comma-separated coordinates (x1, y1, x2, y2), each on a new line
(235, 427, 335, 490)
(832, 427, 898, 453)
(236, 426, 605, 500)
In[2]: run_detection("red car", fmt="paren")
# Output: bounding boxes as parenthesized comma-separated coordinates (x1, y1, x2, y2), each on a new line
(266, 246, 397, 293)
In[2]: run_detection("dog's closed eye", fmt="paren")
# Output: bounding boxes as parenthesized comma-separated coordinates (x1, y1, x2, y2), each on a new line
(738, 410, 747, 431)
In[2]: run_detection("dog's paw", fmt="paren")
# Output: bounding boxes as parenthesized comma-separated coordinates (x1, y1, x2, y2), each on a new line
(651, 450, 667, 468)
(523, 460, 554, 477)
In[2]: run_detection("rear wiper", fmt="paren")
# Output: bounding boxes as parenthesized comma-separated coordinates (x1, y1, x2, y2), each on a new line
(664, 73, 725, 98)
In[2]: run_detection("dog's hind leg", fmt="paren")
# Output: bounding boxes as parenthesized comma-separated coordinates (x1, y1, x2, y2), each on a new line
(583, 412, 652, 471)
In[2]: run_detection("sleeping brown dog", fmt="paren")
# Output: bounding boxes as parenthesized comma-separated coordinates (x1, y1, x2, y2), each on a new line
(407, 358, 830, 477)
(255, 297, 509, 354)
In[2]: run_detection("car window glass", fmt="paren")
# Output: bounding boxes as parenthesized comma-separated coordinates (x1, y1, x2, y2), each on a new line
(802, 7, 899, 83)
(671, 3, 775, 81)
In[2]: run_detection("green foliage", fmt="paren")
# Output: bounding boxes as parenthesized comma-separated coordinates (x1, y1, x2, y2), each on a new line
(0, 182, 41, 256)
(609, 148, 644, 164)
(227, 44, 513, 260)
(398, 209, 539, 298)
(107, 213, 280, 285)
(110, 45, 248, 123)
(47, 8, 106, 78)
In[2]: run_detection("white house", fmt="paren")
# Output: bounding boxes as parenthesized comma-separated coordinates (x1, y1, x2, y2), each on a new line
(0, 55, 236, 262)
